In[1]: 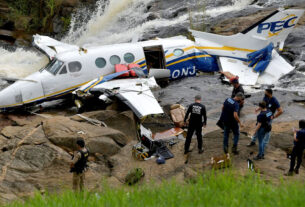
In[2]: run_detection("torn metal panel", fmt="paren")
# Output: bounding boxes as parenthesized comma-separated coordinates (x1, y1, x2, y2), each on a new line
(219, 57, 259, 86)
(219, 49, 294, 86)
(93, 77, 163, 119)
(33, 35, 79, 59)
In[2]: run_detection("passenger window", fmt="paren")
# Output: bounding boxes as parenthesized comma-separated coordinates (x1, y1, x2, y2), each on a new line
(68, 61, 82, 73)
(124, 53, 135, 63)
(173, 49, 184, 57)
(59, 66, 67, 75)
(110, 55, 121, 65)
(95, 58, 106, 68)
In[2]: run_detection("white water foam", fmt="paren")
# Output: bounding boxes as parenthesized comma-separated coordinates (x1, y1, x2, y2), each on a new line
(64, 0, 255, 47)
(0, 48, 48, 79)
(204, 0, 254, 17)
(64, 0, 154, 46)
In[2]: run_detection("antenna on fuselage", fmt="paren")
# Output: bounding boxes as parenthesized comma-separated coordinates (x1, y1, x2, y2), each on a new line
(79, 48, 88, 54)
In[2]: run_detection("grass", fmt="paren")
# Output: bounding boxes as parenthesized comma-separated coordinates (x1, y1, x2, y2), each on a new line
(5, 171, 305, 207)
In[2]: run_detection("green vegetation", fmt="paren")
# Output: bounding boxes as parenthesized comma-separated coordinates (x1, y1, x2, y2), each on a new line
(5, 171, 305, 207)
(6, 0, 71, 33)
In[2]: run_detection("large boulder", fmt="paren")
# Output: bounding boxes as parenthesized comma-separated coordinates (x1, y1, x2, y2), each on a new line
(87, 137, 121, 156)
(43, 116, 128, 154)
(72, 110, 138, 142)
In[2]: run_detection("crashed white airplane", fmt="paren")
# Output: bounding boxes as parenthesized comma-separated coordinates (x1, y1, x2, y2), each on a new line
(0, 9, 303, 118)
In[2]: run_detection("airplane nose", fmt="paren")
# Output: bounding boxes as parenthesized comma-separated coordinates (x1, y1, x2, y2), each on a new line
(0, 85, 23, 109)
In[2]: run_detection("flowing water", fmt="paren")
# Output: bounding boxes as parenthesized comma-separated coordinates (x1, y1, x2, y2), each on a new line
(0, 0, 304, 115)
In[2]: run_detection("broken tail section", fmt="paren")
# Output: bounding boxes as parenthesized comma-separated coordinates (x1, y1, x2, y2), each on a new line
(191, 9, 304, 58)
(241, 9, 304, 50)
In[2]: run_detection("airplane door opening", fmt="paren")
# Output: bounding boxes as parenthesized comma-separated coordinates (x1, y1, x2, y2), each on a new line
(143, 46, 166, 71)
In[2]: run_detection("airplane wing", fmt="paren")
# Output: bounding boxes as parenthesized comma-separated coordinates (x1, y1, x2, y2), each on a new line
(33, 35, 79, 59)
(83, 77, 163, 119)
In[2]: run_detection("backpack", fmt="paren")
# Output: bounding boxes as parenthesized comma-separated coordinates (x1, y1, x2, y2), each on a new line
(132, 142, 150, 161)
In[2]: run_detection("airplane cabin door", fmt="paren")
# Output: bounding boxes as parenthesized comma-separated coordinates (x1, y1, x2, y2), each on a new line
(143, 45, 166, 71)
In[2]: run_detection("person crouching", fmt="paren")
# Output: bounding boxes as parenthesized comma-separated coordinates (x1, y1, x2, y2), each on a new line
(286, 120, 305, 176)
(70, 138, 89, 192)
(252, 102, 272, 160)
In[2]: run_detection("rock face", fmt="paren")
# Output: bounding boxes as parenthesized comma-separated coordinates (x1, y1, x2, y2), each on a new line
(0, 111, 303, 204)
(71, 110, 138, 142)
(43, 116, 128, 153)
(0, 113, 133, 203)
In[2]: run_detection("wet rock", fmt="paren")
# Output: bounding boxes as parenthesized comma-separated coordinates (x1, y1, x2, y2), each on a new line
(297, 64, 305, 72)
(146, 12, 160, 21)
(281, 51, 296, 63)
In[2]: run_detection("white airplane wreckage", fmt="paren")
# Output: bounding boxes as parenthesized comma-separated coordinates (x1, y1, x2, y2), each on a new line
(0, 9, 303, 119)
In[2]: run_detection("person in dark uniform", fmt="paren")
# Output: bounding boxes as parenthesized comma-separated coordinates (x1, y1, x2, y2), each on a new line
(247, 89, 283, 147)
(230, 77, 245, 115)
(286, 120, 305, 176)
(184, 95, 207, 154)
(252, 101, 272, 160)
(221, 92, 245, 154)
(70, 138, 89, 192)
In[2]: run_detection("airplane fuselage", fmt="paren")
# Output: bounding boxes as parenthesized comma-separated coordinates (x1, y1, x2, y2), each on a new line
(0, 8, 303, 110)
(0, 37, 219, 110)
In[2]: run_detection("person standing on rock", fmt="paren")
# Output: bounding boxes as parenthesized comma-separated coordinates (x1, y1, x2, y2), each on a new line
(184, 95, 207, 154)
(286, 120, 305, 176)
(70, 138, 89, 192)
(247, 89, 283, 147)
(252, 101, 272, 160)
(221, 92, 245, 154)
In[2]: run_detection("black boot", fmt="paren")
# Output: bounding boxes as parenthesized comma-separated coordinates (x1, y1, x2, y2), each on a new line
(232, 145, 239, 155)
(198, 149, 204, 154)
(247, 141, 256, 147)
(294, 168, 299, 174)
(285, 170, 294, 176)
(253, 155, 263, 160)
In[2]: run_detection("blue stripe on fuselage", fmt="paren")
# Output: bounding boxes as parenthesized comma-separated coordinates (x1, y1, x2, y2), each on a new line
(166, 53, 219, 79)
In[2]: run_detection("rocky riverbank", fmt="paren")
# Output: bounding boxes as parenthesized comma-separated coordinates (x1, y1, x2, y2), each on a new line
(0, 0, 305, 204)
(0, 107, 303, 203)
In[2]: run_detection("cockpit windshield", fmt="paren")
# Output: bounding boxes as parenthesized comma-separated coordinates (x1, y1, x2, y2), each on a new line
(42, 59, 64, 75)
